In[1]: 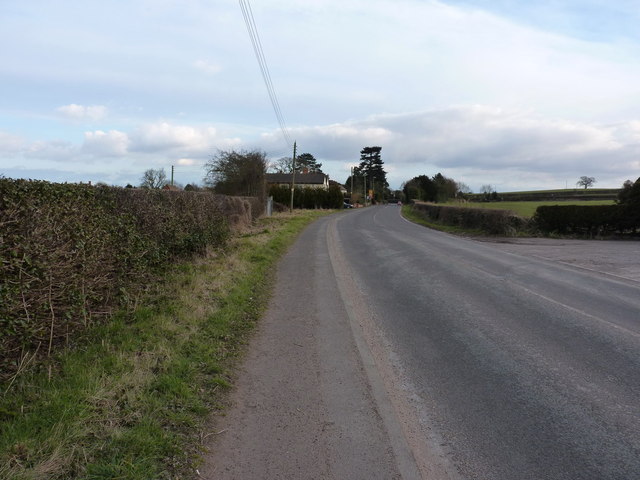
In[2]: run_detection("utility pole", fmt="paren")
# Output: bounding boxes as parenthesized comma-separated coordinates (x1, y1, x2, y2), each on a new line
(363, 173, 367, 207)
(171, 165, 174, 186)
(350, 166, 354, 202)
(371, 177, 375, 205)
(289, 141, 297, 213)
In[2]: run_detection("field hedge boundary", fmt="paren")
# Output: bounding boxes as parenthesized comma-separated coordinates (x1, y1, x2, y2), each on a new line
(533, 204, 638, 235)
(0, 179, 258, 382)
(410, 201, 639, 237)
(467, 189, 620, 202)
(410, 202, 529, 235)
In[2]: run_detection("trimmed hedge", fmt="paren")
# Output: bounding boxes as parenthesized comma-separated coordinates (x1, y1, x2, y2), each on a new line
(467, 189, 620, 202)
(411, 202, 528, 235)
(0, 179, 249, 381)
(269, 184, 344, 209)
(533, 204, 636, 235)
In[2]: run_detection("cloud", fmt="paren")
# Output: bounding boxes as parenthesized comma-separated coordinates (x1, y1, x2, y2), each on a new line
(193, 59, 222, 75)
(82, 130, 129, 157)
(257, 106, 639, 190)
(25, 140, 77, 161)
(129, 121, 239, 155)
(0, 131, 25, 155)
(177, 158, 197, 166)
(57, 104, 108, 122)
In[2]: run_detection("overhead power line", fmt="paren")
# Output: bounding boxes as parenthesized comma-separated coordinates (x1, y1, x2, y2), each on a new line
(239, 0, 292, 146)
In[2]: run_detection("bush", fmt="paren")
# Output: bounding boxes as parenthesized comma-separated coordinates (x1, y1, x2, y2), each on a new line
(533, 204, 628, 235)
(269, 185, 343, 209)
(0, 179, 235, 381)
(411, 202, 528, 235)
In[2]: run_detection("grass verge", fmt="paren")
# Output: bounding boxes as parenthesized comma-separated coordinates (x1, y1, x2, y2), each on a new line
(0, 210, 332, 480)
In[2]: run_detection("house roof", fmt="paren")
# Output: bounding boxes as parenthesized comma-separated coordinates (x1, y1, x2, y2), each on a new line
(266, 173, 327, 184)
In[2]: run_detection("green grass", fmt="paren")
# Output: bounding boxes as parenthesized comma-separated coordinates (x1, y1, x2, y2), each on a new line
(0, 210, 333, 480)
(453, 200, 615, 218)
(499, 188, 617, 195)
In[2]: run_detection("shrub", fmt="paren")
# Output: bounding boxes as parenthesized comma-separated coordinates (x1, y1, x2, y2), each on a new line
(0, 180, 236, 381)
(268, 185, 343, 209)
(410, 202, 528, 235)
(533, 204, 627, 235)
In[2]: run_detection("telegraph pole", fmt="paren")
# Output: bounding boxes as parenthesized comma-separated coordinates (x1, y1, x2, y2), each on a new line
(350, 166, 354, 202)
(171, 165, 174, 186)
(363, 173, 367, 207)
(289, 141, 297, 213)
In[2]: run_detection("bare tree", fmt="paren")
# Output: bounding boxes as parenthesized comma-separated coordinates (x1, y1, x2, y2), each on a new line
(269, 153, 322, 174)
(269, 156, 293, 173)
(576, 176, 596, 189)
(203, 149, 267, 197)
(140, 168, 168, 189)
(457, 182, 472, 195)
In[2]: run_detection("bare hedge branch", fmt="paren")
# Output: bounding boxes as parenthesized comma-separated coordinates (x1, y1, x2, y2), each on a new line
(0, 180, 247, 382)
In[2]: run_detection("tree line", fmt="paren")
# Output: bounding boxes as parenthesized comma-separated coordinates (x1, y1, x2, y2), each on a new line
(402, 173, 469, 203)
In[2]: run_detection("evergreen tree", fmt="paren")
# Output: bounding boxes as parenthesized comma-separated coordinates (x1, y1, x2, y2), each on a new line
(296, 153, 323, 173)
(353, 146, 388, 201)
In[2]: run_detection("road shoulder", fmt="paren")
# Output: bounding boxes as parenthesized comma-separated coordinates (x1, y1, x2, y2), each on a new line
(200, 215, 402, 479)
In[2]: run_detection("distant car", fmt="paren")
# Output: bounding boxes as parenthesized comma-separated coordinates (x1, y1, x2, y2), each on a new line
(343, 202, 353, 209)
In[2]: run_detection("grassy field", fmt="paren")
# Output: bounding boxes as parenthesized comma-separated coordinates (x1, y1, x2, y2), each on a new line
(498, 188, 616, 195)
(0, 210, 332, 480)
(457, 200, 615, 218)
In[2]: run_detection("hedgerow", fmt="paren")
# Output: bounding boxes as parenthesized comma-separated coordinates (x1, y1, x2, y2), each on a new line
(532, 204, 634, 235)
(0, 179, 237, 382)
(410, 202, 529, 235)
(269, 184, 344, 209)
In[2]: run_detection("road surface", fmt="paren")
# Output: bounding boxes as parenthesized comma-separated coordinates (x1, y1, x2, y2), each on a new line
(203, 206, 640, 479)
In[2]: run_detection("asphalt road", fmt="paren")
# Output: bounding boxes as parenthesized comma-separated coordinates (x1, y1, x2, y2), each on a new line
(204, 206, 640, 479)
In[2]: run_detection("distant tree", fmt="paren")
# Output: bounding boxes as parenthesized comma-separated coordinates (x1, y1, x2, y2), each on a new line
(433, 173, 458, 202)
(617, 178, 640, 231)
(270, 156, 293, 173)
(576, 176, 596, 189)
(457, 182, 472, 195)
(618, 178, 640, 206)
(203, 149, 267, 197)
(403, 173, 462, 203)
(271, 152, 323, 174)
(125, 183, 134, 189)
(480, 184, 494, 194)
(296, 153, 323, 173)
(184, 183, 202, 191)
(354, 146, 388, 201)
(418, 175, 437, 202)
(140, 168, 168, 189)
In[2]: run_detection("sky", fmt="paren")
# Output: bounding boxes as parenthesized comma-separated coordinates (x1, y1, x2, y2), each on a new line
(1, 0, 640, 192)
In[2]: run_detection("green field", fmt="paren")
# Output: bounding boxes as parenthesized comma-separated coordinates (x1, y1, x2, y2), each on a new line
(456, 200, 616, 218)
(499, 188, 616, 195)
(466, 188, 620, 203)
